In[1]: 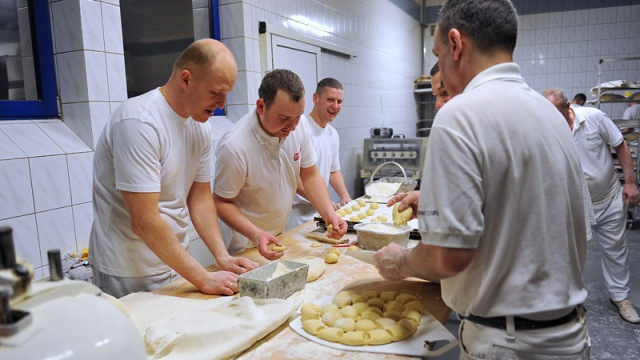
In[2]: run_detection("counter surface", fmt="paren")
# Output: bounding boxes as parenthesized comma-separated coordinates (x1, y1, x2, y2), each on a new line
(153, 222, 452, 359)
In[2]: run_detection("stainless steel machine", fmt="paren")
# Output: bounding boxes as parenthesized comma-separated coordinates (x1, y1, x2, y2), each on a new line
(0, 226, 146, 359)
(360, 137, 428, 193)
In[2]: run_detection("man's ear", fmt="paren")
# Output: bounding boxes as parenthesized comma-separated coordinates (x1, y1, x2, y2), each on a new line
(256, 98, 265, 116)
(449, 29, 463, 62)
(180, 69, 192, 89)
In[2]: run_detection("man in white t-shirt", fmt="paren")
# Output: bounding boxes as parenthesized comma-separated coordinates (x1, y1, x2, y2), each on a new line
(375, 1, 591, 357)
(544, 88, 640, 324)
(623, 101, 640, 120)
(571, 93, 587, 107)
(286, 78, 352, 230)
(90, 39, 258, 298)
(214, 69, 347, 258)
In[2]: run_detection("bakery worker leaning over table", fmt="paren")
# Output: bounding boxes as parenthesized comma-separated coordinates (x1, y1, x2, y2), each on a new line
(286, 77, 353, 230)
(376, 0, 591, 358)
(89, 39, 258, 299)
(214, 69, 347, 258)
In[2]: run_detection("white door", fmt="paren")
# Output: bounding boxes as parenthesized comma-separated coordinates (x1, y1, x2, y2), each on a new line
(270, 35, 320, 115)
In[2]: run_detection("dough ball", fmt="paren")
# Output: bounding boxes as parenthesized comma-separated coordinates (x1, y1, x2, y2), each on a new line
(366, 306, 383, 315)
(397, 318, 418, 333)
(320, 304, 339, 315)
(367, 297, 386, 310)
(386, 323, 412, 341)
(317, 327, 344, 342)
(357, 212, 367, 219)
(332, 291, 352, 308)
(267, 244, 286, 252)
(369, 202, 380, 210)
(395, 293, 417, 305)
(325, 252, 339, 264)
(376, 215, 388, 222)
(321, 311, 343, 326)
(404, 300, 425, 315)
(382, 311, 403, 322)
(392, 203, 413, 225)
(300, 302, 320, 321)
(370, 218, 381, 223)
(360, 309, 381, 322)
(337, 209, 346, 217)
(310, 241, 322, 248)
(293, 256, 326, 282)
(366, 209, 375, 216)
(402, 309, 422, 325)
(355, 319, 377, 332)
(333, 317, 356, 332)
(362, 290, 380, 299)
(350, 293, 368, 304)
(302, 319, 325, 335)
(380, 290, 398, 302)
(347, 245, 360, 251)
(352, 302, 370, 315)
(327, 224, 333, 233)
(348, 215, 360, 222)
(367, 329, 393, 345)
(344, 207, 353, 214)
(327, 247, 341, 256)
(340, 305, 358, 319)
(351, 204, 361, 211)
(375, 317, 397, 329)
(358, 199, 367, 207)
(340, 330, 367, 346)
(383, 300, 404, 314)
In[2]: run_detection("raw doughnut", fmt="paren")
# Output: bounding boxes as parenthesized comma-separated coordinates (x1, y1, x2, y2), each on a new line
(395, 293, 417, 305)
(376, 215, 388, 222)
(386, 323, 412, 341)
(317, 327, 344, 342)
(320, 304, 339, 315)
(367, 297, 385, 310)
(340, 305, 358, 319)
(366, 209, 375, 216)
(332, 291, 352, 308)
(300, 302, 320, 321)
(402, 309, 422, 325)
(367, 329, 392, 345)
(291, 256, 326, 282)
(325, 252, 339, 264)
(327, 248, 341, 256)
(369, 202, 379, 210)
(380, 290, 398, 302)
(267, 244, 286, 252)
(321, 311, 343, 326)
(333, 317, 356, 332)
(355, 319, 377, 332)
(397, 318, 418, 333)
(392, 203, 413, 225)
(404, 300, 425, 314)
(340, 330, 367, 346)
(302, 319, 325, 335)
(351, 204, 361, 211)
(358, 199, 367, 207)
(360, 309, 381, 321)
(337, 209, 346, 217)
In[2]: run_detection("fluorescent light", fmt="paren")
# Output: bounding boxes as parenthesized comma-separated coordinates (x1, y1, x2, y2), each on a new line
(288, 15, 333, 37)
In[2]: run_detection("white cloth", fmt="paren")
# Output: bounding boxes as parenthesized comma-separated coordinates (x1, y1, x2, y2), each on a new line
(214, 109, 317, 254)
(623, 103, 640, 120)
(90, 89, 212, 278)
(119, 292, 297, 360)
(287, 117, 341, 228)
(571, 106, 631, 300)
(419, 63, 588, 318)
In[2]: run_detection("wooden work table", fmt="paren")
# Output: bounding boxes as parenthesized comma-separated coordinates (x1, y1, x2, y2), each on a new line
(153, 221, 452, 359)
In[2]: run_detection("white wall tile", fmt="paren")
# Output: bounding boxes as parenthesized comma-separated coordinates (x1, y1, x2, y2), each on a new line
(35, 121, 92, 153)
(51, 0, 83, 53)
(106, 53, 127, 101)
(61, 102, 96, 149)
(1, 123, 64, 157)
(72, 202, 93, 252)
(102, 2, 124, 54)
(80, 0, 105, 51)
(57, 51, 89, 103)
(220, 2, 247, 38)
(86, 51, 109, 101)
(193, 7, 210, 40)
(30, 155, 72, 212)
(0, 159, 34, 219)
(36, 207, 77, 260)
(0, 215, 41, 268)
(0, 129, 27, 160)
(67, 152, 94, 205)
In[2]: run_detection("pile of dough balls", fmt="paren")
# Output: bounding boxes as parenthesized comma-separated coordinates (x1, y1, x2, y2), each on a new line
(336, 199, 386, 223)
(300, 290, 424, 346)
(325, 247, 340, 264)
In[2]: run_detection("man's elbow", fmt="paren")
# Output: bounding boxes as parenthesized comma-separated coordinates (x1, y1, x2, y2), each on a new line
(435, 248, 476, 276)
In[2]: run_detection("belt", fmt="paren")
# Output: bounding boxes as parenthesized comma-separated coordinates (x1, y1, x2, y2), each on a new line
(462, 308, 579, 330)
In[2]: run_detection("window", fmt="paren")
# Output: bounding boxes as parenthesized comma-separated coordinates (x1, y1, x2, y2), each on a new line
(0, 0, 57, 119)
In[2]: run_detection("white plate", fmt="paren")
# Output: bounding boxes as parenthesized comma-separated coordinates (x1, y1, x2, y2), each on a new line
(289, 295, 458, 357)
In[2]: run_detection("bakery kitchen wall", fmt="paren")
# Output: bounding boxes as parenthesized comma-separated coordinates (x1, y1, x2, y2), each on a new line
(0, 0, 639, 280)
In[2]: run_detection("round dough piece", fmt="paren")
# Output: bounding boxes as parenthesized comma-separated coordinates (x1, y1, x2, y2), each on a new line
(348, 215, 360, 222)
(300, 302, 320, 321)
(395, 293, 417, 305)
(386, 323, 412, 341)
(267, 244, 286, 252)
(357, 212, 367, 219)
(293, 256, 326, 282)
(368, 329, 393, 345)
(350, 293, 368, 304)
(369, 202, 380, 210)
(360, 309, 381, 322)
(302, 319, 325, 335)
(375, 317, 397, 329)
(402, 309, 422, 325)
(380, 291, 398, 302)
(366, 209, 375, 216)
(320, 304, 339, 315)
(321, 311, 343, 326)
(332, 291, 352, 308)
(327, 247, 341, 256)
(358, 199, 367, 207)
(355, 319, 377, 332)
(383, 300, 404, 314)
(352, 302, 369, 315)
(317, 327, 344, 342)
(340, 330, 367, 346)
(367, 297, 385, 310)
(397, 318, 418, 333)
(344, 207, 353, 214)
(382, 311, 403, 322)
(325, 252, 339, 264)
(340, 305, 358, 319)
(337, 209, 346, 217)
(351, 204, 361, 211)
(376, 215, 388, 222)
(362, 290, 380, 299)
(333, 317, 356, 332)
(347, 245, 360, 251)
(404, 300, 425, 314)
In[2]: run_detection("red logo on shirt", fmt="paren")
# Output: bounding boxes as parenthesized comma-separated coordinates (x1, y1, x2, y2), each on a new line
(294, 148, 301, 161)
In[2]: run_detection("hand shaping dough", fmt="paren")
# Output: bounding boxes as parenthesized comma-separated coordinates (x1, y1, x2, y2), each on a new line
(305, 232, 345, 244)
(392, 203, 413, 225)
(292, 256, 326, 282)
(267, 244, 286, 252)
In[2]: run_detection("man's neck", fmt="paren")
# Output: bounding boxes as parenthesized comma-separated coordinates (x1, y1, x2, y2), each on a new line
(308, 109, 327, 128)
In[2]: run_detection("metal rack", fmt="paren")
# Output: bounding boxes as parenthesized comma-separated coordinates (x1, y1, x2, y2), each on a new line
(593, 56, 640, 107)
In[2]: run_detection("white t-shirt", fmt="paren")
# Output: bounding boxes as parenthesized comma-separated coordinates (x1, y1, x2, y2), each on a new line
(293, 117, 340, 206)
(419, 63, 588, 318)
(90, 89, 212, 277)
(623, 103, 640, 120)
(571, 106, 623, 204)
(214, 109, 317, 252)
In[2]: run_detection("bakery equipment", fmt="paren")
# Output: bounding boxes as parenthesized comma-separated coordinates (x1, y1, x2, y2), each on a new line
(364, 162, 417, 202)
(0, 226, 146, 360)
(360, 137, 427, 193)
(238, 260, 309, 300)
(370, 127, 393, 138)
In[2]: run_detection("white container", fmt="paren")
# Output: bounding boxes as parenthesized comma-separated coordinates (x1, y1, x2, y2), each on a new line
(354, 223, 412, 250)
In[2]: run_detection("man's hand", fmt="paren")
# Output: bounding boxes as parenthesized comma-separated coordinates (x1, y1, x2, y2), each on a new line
(197, 270, 240, 296)
(325, 213, 347, 239)
(623, 183, 640, 207)
(254, 231, 285, 260)
(331, 202, 341, 211)
(374, 243, 410, 281)
(387, 191, 420, 217)
(217, 255, 258, 275)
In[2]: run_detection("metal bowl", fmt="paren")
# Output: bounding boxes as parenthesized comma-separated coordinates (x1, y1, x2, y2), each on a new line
(354, 223, 412, 251)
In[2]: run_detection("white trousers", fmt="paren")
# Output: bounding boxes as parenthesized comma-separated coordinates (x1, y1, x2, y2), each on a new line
(458, 309, 590, 359)
(591, 189, 631, 301)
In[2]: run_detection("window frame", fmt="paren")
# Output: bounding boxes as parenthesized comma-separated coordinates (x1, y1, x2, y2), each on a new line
(0, 0, 57, 120)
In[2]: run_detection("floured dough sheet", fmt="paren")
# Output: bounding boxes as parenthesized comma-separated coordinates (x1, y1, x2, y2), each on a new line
(120, 292, 297, 360)
(290, 256, 326, 282)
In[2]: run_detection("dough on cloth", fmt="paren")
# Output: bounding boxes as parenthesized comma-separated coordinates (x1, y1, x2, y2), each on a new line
(119, 292, 296, 360)
(291, 256, 326, 282)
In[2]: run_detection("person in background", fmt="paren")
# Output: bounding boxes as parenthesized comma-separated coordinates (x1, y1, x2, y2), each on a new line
(214, 69, 347, 258)
(571, 92, 587, 107)
(89, 39, 258, 298)
(376, 0, 591, 357)
(623, 100, 640, 120)
(429, 63, 451, 111)
(544, 88, 640, 325)
(286, 78, 352, 230)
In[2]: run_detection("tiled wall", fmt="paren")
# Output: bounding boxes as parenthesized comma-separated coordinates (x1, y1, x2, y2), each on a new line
(1, 0, 639, 280)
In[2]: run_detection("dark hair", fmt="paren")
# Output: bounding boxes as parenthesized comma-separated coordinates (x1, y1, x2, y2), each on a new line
(542, 88, 569, 107)
(429, 63, 440, 76)
(258, 69, 305, 109)
(438, 0, 518, 54)
(573, 93, 587, 103)
(316, 78, 343, 95)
